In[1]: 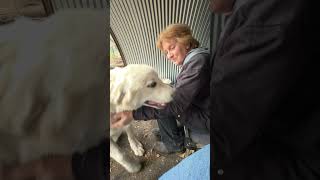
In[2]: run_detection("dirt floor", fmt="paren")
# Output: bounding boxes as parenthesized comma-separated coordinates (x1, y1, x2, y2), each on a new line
(110, 120, 187, 180)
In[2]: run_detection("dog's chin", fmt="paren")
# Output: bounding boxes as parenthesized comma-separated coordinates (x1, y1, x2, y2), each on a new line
(143, 101, 167, 109)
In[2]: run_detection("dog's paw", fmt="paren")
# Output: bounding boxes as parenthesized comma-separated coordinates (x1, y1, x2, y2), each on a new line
(126, 161, 142, 173)
(132, 141, 145, 156)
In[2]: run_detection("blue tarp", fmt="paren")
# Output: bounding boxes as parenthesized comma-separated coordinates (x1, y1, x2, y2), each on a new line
(159, 144, 210, 180)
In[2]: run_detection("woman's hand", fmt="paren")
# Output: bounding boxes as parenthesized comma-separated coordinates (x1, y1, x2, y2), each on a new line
(110, 111, 134, 128)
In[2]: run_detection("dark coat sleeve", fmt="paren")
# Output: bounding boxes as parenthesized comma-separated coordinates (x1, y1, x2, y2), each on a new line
(211, 0, 320, 179)
(72, 140, 107, 180)
(211, 24, 305, 163)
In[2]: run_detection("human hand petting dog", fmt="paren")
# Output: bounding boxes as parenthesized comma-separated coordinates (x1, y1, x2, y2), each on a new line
(111, 111, 134, 128)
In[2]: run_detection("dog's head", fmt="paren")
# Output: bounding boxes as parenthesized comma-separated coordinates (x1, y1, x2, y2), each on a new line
(110, 64, 174, 112)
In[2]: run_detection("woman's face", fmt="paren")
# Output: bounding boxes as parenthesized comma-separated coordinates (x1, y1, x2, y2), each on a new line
(162, 39, 189, 66)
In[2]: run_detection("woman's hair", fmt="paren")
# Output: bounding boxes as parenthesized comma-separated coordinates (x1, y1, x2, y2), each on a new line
(156, 24, 199, 51)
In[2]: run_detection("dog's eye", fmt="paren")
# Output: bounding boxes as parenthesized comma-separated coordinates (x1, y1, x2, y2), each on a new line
(147, 81, 157, 88)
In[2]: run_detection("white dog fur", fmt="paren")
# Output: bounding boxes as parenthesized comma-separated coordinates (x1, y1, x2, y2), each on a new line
(110, 64, 174, 173)
(0, 9, 107, 166)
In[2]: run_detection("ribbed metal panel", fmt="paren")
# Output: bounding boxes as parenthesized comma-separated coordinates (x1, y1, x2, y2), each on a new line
(47, 0, 224, 82)
(50, 0, 108, 10)
(111, 0, 212, 82)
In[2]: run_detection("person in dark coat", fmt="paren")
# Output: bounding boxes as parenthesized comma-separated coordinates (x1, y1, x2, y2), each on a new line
(111, 23, 211, 154)
(210, 0, 319, 179)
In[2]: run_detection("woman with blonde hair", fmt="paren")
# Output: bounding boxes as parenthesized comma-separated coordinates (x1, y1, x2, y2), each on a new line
(156, 23, 200, 66)
(111, 23, 211, 154)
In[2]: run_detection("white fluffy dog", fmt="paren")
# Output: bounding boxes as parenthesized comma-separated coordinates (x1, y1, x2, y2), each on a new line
(0, 9, 107, 166)
(110, 64, 174, 173)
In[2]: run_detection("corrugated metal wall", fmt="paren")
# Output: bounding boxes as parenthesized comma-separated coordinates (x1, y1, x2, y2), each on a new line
(110, 0, 212, 82)
(50, 0, 108, 10)
(47, 0, 224, 82)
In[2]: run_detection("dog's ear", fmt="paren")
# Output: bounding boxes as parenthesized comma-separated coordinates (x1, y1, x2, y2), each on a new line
(121, 88, 137, 107)
(112, 82, 137, 108)
(111, 71, 139, 109)
(111, 81, 126, 105)
(114, 88, 137, 107)
(115, 90, 125, 104)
